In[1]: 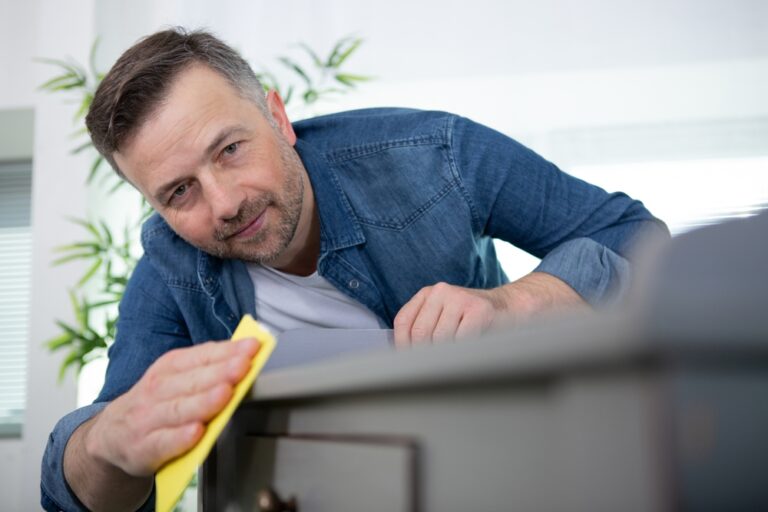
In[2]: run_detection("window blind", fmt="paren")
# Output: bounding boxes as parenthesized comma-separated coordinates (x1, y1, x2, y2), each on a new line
(0, 162, 32, 434)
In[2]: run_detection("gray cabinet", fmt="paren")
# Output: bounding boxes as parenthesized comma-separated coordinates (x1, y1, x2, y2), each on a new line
(201, 314, 768, 511)
(202, 214, 768, 511)
(217, 434, 415, 512)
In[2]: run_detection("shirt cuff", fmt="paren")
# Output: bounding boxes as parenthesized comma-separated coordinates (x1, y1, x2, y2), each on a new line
(41, 402, 158, 512)
(533, 237, 631, 306)
(40, 403, 107, 511)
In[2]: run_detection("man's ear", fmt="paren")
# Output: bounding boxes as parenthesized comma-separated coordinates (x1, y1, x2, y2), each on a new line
(265, 90, 297, 145)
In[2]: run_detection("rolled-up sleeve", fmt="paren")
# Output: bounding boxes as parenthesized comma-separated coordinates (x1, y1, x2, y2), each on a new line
(40, 403, 106, 512)
(40, 402, 156, 512)
(450, 115, 669, 304)
(533, 237, 631, 305)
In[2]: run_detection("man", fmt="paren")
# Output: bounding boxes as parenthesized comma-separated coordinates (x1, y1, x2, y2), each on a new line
(41, 28, 667, 511)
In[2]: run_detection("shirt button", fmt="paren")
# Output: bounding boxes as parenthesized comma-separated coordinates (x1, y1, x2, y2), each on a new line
(348, 279, 360, 289)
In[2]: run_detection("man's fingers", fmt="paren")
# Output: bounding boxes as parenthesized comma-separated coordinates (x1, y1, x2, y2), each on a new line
(395, 283, 503, 345)
(393, 288, 427, 346)
(432, 302, 462, 341)
(156, 338, 259, 373)
(139, 382, 234, 431)
(145, 354, 251, 401)
(409, 291, 446, 343)
(455, 301, 494, 340)
(455, 313, 484, 340)
(131, 423, 204, 475)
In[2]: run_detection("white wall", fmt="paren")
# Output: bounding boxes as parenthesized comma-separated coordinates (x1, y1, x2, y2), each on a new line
(0, 1, 38, 110)
(0, 2, 39, 510)
(93, 0, 768, 160)
(0, 0, 766, 509)
(0, 1, 96, 510)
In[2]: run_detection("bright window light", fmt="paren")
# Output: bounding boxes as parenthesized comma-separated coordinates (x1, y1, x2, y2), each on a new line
(568, 156, 768, 235)
(496, 156, 768, 279)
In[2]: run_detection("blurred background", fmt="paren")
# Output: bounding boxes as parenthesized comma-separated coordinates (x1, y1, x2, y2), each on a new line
(0, 0, 766, 509)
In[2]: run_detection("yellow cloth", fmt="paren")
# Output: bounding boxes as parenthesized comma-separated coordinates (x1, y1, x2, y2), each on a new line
(155, 315, 276, 512)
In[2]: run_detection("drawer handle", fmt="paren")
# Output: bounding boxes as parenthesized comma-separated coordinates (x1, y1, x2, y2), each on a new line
(257, 486, 298, 512)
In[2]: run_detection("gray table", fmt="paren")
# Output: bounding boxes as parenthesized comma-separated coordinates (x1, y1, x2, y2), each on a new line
(202, 214, 768, 511)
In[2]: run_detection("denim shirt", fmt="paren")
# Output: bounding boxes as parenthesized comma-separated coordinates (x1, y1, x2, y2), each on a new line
(41, 108, 667, 511)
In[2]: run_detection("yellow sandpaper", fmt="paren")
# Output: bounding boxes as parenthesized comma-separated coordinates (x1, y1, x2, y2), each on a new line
(155, 315, 276, 512)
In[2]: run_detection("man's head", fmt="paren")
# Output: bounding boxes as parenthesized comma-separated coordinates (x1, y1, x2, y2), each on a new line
(87, 28, 269, 176)
(88, 28, 316, 271)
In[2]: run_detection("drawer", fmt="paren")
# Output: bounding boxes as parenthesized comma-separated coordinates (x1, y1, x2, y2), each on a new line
(218, 434, 418, 512)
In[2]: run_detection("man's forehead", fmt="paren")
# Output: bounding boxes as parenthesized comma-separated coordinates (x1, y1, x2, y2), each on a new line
(122, 75, 247, 162)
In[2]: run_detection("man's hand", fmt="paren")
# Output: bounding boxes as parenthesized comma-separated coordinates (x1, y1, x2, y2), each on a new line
(63, 338, 259, 512)
(393, 272, 587, 346)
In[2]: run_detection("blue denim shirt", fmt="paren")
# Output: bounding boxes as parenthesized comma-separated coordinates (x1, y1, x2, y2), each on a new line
(41, 108, 667, 511)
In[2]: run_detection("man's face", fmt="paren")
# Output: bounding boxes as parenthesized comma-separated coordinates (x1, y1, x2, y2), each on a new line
(114, 64, 311, 266)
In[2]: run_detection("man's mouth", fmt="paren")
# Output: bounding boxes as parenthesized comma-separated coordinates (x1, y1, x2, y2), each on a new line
(226, 209, 267, 240)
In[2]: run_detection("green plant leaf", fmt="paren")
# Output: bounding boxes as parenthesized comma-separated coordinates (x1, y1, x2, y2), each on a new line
(325, 38, 349, 68)
(283, 85, 295, 106)
(108, 178, 126, 194)
(77, 257, 103, 287)
(73, 92, 94, 121)
(67, 290, 88, 330)
(58, 350, 83, 382)
(106, 275, 129, 286)
(35, 57, 87, 79)
(303, 89, 319, 104)
(52, 252, 98, 266)
(69, 218, 103, 242)
(87, 154, 105, 184)
(255, 70, 280, 92)
(325, 37, 363, 68)
(54, 320, 83, 342)
(38, 73, 79, 92)
(330, 38, 363, 68)
(87, 298, 121, 309)
(334, 73, 371, 87)
(297, 43, 323, 68)
(46, 332, 74, 351)
(88, 37, 101, 78)
(53, 241, 101, 252)
(99, 221, 113, 246)
(278, 57, 312, 86)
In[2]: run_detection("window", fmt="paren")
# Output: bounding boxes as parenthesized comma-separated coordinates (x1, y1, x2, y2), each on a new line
(496, 156, 768, 279)
(0, 161, 32, 436)
(568, 156, 768, 236)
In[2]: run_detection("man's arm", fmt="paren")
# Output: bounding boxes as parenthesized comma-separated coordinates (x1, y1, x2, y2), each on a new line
(394, 115, 667, 343)
(61, 339, 259, 512)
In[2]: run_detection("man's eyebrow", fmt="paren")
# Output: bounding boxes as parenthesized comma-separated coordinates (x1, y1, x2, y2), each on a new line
(203, 125, 248, 162)
(152, 125, 249, 203)
(153, 177, 188, 204)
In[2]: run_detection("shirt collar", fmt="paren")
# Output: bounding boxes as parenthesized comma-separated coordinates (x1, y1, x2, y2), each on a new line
(294, 138, 365, 253)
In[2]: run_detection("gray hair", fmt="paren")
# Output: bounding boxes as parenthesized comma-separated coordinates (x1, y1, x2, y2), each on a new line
(85, 27, 267, 176)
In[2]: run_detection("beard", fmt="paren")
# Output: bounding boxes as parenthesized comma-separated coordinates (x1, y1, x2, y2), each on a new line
(195, 137, 306, 263)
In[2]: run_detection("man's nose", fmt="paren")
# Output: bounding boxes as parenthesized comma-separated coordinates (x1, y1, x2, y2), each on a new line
(207, 174, 245, 221)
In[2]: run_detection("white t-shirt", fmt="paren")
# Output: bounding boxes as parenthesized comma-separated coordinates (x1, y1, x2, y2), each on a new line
(246, 263, 383, 335)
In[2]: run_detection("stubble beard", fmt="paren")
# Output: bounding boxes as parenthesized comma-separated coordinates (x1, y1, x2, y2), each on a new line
(203, 138, 305, 263)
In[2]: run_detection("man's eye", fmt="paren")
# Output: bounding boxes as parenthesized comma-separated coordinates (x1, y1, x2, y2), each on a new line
(222, 142, 239, 156)
(172, 184, 188, 198)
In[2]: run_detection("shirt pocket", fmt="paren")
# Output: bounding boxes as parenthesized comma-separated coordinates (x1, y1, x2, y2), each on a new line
(332, 140, 458, 231)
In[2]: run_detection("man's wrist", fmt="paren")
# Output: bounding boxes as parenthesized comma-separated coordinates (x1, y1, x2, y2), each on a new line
(493, 272, 588, 322)
(65, 412, 153, 512)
